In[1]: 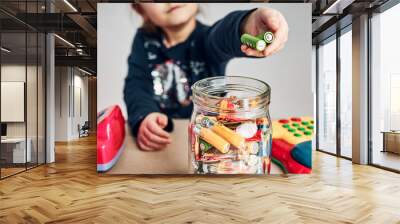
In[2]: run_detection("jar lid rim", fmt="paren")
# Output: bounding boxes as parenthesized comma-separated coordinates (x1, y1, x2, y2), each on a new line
(191, 76, 271, 100)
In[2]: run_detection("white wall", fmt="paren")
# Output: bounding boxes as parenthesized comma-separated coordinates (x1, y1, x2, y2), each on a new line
(55, 67, 69, 141)
(98, 3, 313, 120)
(54, 67, 89, 141)
(97, 3, 135, 116)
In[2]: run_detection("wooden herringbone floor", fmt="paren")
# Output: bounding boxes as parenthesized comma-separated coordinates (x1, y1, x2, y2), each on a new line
(1, 135, 400, 224)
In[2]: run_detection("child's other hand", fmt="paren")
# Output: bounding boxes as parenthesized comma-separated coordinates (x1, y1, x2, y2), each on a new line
(137, 112, 172, 151)
(241, 8, 288, 57)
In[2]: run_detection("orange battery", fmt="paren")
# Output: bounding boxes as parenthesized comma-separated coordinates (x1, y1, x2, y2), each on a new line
(211, 123, 245, 149)
(194, 136, 200, 160)
(264, 157, 271, 174)
(256, 117, 269, 125)
(199, 127, 230, 154)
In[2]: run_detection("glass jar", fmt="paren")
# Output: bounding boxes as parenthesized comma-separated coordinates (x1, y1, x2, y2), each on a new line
(189, 76, 272, 174)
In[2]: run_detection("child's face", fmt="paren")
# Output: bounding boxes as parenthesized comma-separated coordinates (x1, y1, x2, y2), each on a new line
(139, 3, 198, 28)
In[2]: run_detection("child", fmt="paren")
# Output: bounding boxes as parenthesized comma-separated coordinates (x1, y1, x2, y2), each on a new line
(124, 3, 288, 151)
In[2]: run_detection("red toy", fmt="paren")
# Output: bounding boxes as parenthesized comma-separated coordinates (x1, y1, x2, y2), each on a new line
(97, 105, 126, 172)
(271, 117, 313, 174)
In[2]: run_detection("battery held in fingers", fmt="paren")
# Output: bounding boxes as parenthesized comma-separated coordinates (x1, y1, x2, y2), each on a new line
(240, 34, 266, 51)
(257, 31, 274, 44)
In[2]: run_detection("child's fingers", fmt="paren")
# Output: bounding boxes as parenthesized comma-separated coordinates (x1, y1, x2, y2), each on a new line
(143, 127, 172, 144)
(260, 12, 288, 57)
(241, 44, 264, 57)
(156, 114, 168, 128)
(147, 120, 171, 139)
(264, 29, 286, 56)
(262, 13, 280, 32)
(272, 44, 285, 55)
(264, 37, 281, 56)
(241, 8, 287, 57)
(142, 136, 167, 150)
(138, 133, 168, 150)
(137, 137, 152, 151)
(259, 8, 286, 33)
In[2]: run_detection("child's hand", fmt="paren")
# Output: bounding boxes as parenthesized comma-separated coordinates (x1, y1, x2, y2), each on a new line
(241, 8, 288, 57)
(137, 112, 172, 151)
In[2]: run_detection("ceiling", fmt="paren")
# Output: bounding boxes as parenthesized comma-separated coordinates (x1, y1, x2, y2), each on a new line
(0, 0, 395, 75)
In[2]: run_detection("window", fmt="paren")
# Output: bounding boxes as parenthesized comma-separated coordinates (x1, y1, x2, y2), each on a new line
(317, 36, 337, 154)
(0, 1, 47, 179)
(371, 3, 400, 171)
(339, 28, 352, 158)
(316, 26, 353, 159)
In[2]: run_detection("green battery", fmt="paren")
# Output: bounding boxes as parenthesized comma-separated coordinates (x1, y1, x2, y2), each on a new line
(256, 31, 274, 44)
(199, 139, 213, 152)
(240, 33, 266, 51)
